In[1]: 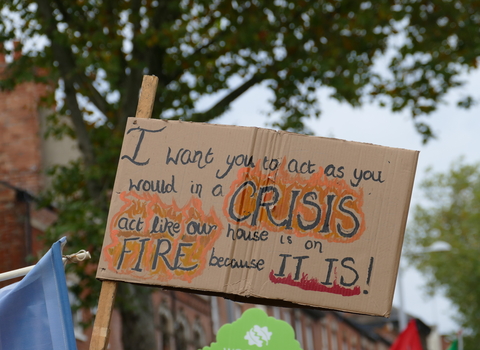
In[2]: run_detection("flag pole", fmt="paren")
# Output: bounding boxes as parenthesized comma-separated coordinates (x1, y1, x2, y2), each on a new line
(0, 249, 91, 282)
(89, 75, 159, 350)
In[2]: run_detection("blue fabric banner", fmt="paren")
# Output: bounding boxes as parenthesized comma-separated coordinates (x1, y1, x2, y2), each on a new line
(0, 237, 78, 350)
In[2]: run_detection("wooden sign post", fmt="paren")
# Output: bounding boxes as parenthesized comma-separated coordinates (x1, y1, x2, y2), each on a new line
(89, 75, 159, 350)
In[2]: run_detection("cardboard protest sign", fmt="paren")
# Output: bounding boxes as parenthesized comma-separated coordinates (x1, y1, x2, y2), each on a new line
(97, 118, 418, 317)
(201, 308, 302, 350)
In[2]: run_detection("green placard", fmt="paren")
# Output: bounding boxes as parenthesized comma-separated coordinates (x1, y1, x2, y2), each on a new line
(202, 308, 303, 350)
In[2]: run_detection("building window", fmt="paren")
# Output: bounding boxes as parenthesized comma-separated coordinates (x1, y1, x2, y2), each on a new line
(305, 324, 314, 350)
(175, 312, 190, 350)
(175, 322, 187, 350)
(256, 305, 267, 313)
(282, 310, 291, 325)
(192, 330, 202, 350)
(211, 297, 220, 335)
(321, 325, 329, 350)
(360, 337, 368, 350)
(343, 337, 349, 350)
(226, 299, 235, 323)
(158, 301, 174, 350)
(234, 302, 242, 320)
(331, 331, 338, 350)
(273, 307, 281, 319)
(175, 323, 188, 350)
(294, 311, 303, 347)
(351, 335, 358, 350)
(159, 315, 172, 350)
(192, 318, 206, 349)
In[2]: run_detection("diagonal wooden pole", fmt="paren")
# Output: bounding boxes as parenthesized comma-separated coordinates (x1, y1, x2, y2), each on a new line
(89, 75, 159, 350)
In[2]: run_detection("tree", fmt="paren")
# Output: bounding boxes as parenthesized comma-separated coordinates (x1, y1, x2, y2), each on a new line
(1, 1, 480, 349)
(407, 160, 480, 348)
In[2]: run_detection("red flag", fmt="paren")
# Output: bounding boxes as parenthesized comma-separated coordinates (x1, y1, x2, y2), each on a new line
(390, 319, 423, 350)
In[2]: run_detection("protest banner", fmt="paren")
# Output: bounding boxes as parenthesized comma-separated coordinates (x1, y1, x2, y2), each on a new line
(96, 98, 418, 317)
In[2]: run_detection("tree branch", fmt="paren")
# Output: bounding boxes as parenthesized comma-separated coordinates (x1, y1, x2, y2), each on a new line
(74, 75, 111, 117)
(50, 0, 111, 118)
(115, 0, 145, 133)
(190, 73, 264, 123)
(62, 77, 96, 167)
(36, 0, 97, 171)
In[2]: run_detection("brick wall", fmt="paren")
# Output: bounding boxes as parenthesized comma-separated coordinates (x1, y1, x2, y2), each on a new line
(0, 186, 28, 277)
(0, 79, 50, 194)
(0, 58, 52, 280)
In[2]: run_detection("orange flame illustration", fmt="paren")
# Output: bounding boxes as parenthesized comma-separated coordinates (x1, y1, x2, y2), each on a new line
(104, 191, 223, 282)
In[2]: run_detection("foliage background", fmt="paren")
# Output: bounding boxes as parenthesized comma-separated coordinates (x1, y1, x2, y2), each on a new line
(2, 0, 480, 349)
(408, 160, 480, 347)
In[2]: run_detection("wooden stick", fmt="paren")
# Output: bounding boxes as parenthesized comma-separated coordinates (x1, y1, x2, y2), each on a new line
(135, 75, 159, 119)
(89, 281, 117, 350)
(89, 75, 159, 350)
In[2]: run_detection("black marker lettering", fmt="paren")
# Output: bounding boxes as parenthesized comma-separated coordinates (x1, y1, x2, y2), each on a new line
(121, 126, 166, 166)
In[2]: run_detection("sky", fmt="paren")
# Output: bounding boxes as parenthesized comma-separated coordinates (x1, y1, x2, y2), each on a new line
(210, 68, 480, 335)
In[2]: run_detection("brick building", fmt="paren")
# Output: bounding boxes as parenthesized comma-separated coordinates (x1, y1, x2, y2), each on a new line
(0, 53, 58, 285)
(0, 58, 450, 350)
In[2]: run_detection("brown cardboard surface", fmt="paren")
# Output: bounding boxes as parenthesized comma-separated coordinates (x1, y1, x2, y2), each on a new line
(97, 118, 419, 317)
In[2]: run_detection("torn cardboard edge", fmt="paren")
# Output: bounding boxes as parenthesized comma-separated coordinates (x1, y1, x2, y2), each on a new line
(96, 276, 392, 318)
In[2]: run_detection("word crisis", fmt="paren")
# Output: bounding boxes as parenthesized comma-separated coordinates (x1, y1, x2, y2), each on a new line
(224, 163, 365, 243)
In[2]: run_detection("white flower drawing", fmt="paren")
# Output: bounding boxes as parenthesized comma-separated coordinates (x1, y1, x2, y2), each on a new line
(244, 325, 273, 347)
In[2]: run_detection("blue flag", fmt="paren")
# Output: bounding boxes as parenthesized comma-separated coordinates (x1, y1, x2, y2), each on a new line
(0, 237, 78, 350)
